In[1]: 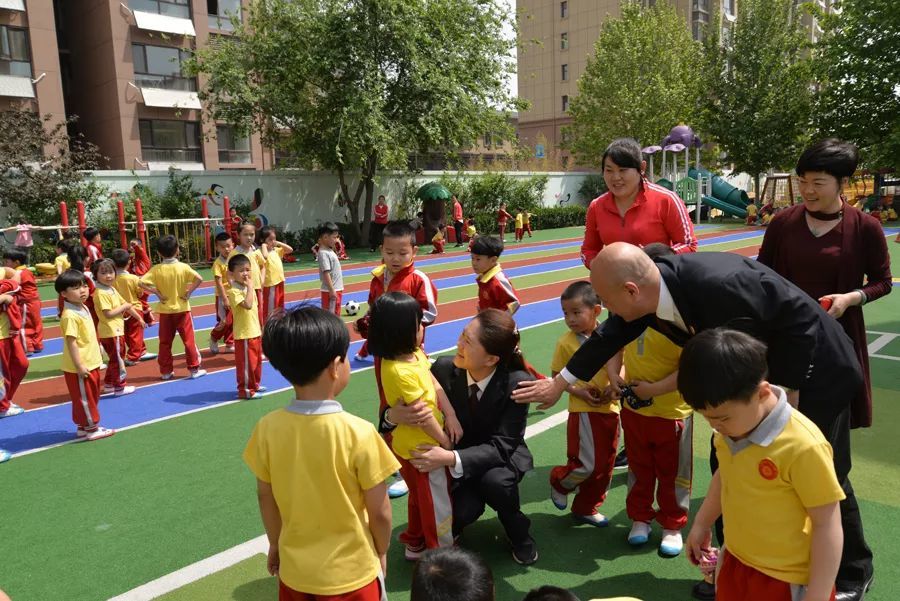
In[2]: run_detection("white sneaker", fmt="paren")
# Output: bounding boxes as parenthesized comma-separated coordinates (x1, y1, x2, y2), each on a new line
(189, 369, 208, 379)
(0, 449, 10, 463)
(209, 337, 220, 355)
(354, 353, 374, 364)
(550, 487, 568, 510)
(660, 529, 683, 557)
(84, 426, 115, 441)
(224, 345, 235, 353)
(404, 544, 425, 561)
(257, 386, 267, 393)
(76, 428, 87, 439)
(139, 352, 157, 361)
(573, 512, 609, 527)
(114, 386, 136, 397)
(102, 385, 116, 395)
(160, 373, 174, 381)
(388, 477, 409, 498)
(628, 521, 651, 546)
(0, 403, 24, 418)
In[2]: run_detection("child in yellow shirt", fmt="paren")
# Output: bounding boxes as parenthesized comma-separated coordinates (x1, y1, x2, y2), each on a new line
(111, 249, 156, 365)
(229, 222, 267, 324)
(514, 210, 525, 242)
(139, 235, 205, 381)
(92, 258, 144, 396)
(257, 225, 294, 322)
(209, 232, 235, 354)
(227, 254, 264, 399)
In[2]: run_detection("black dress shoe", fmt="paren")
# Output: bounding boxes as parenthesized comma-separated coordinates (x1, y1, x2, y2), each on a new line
(691, 580, 715, 601)
(511, 539, 538, 566)
(614, 448, 629, 470)
(836, 571, 875, 601)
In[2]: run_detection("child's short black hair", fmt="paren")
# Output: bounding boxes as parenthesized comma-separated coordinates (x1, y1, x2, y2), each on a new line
(560, 280, 599, 308)
(91, 258, 116, 280)
(522, 586, 581, 601)
(238, 221, 256, 234)
(67, 244, 86, 272)
(642, 242, 675, 259)
(410, 547, 494, 601)
(262, 304, 349, 386)
(55, 269, 87, 294)
(367, 291, 422, 359)
(678, 328, 769, 410)
(57, 238, 72, 251)
(256, 225, 275, 246)
(3, 249, 27, 265)
(214, 231, 231, 244)
(227, 253, 250, 272)
(111, 248, 131, 269)
(156, 235, 179, 258)
(796, 138, 859, 180)
(471, 235, 503, 257)
(317, 221, 340, 238)
(83, 227, 100, 242)
(382, 220, 417, 246)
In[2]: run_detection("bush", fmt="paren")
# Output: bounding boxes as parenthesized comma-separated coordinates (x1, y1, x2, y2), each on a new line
(578, 174, 607, 203)
(530, 205, 587, 229)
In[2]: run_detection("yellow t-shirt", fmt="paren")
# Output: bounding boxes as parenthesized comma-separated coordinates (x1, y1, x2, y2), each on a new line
(262, 247, 285, 287)
(524, 212, 533, 225)
(551, 329, 618, 414)
(229, 247, 265, 290)
(212, 256, 231, 297)
(228, 283, 261, 340)
(60, 303, 103, 373)
(113, 271, 142, 305)
(243, 402, 400, 596)
(381, 349, 442, 459)
(467, 225, 477, 237)
(54, 254, 71, 272)
(0, 312, 10, 340)
(622, 329, 691, 419)
(432, 231, 444, 243)
(715, 399, 845, 585)
(92, 285, 127, 338)
(140, 260, 200, 314)
(515, 213, 524, 228)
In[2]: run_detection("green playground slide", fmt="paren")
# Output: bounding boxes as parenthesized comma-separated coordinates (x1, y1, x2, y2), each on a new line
(688, 167, 751, 208)
(702, 195, 748, 218)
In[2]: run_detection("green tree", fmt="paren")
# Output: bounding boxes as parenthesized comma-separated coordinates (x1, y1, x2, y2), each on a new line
(188, 0, 521, 242)
(0, 111, 104, 224)
(813, 0, 900, 171)
(566, 1, 702, 165)
(698, 0, 812, 195)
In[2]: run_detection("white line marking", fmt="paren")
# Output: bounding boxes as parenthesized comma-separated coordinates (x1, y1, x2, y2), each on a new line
(867, 333, 898, 355)
(871, 354, 900, 362)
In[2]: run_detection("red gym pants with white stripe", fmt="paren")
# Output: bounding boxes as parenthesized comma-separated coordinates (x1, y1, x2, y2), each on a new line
(235, 336, 262, 399)
(717, 549, 836, 601)
(123, 315, 147, 362)
(278, 577, 383, 601)
(550, 411, 619, 516)
(157, 311, 201, 376)
(397, 457, 454, 549)
(64, 368, 101, 430)
(320, 291, 343, 316)
(0, 336, 28, 412)
(210, 296, 234, 346)
(622, 410, 693, 530)
(21, 297, 43, 352)
(99, 336, 127, 389)
(263, 282, 285, 322)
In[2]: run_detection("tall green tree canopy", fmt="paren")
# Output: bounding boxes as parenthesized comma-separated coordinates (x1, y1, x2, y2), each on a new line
(698, 0, 811, 193)
(814, 0, 900, 171)
(566, 1, 702, 166)
(188, 0, 520, 240)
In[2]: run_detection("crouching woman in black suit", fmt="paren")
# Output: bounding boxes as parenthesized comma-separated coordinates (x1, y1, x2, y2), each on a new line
(380, 309, 538, 565)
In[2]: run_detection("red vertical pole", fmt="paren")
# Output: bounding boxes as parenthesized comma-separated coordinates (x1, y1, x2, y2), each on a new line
(117, 199, 127, 249)
(201, 196, 211, 262)
(76, 200, 86, 244)
(222, 196, 231, 239)
(59, 201, 69, 227)
(135, 198, 148, 252)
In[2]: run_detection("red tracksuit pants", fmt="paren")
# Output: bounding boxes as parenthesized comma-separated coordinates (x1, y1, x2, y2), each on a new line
(397, 456, 454, 549)
(430, 240, 445, 254)
(99, 336, 127, 389)
(278, 577, 383, 601)
(717, 549, 835, 601)
(320, 291, 343, 316)
(21, 298, 43, 352)
(64, 368, 101, 429)
(550, 411, 620, 516)
(210, 296, 234, 345)
(123, 315, 147, 362)
(515, 227, 524, 241)
(499, 222, 507, 238)
(525, 223, 533, 236)
(0, 336, 29, 411)
(235, 336, 262, 398)
(263, 281, 285, 323)
(157, 311, 201, 376)
(622, 410, 693, 530)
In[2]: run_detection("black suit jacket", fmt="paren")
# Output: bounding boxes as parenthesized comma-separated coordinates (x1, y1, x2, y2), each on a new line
(430, 356, 534, 480)
(566, 252, 861, 418)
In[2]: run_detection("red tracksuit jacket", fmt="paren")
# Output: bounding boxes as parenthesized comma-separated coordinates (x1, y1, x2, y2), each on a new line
(476, 265, 520, 315)
(364, 263, 438, 327)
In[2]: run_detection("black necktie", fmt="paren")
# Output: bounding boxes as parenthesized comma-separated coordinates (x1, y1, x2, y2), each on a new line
(468, 383, 480, 415)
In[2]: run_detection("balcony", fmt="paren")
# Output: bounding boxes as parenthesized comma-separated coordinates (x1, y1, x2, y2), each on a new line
(129, 0, 196, 36)
(135, 74, 196, 92)
(0, 0, 25, 11)
(218, 149, 251, 164)
(142, 148, 202, 162)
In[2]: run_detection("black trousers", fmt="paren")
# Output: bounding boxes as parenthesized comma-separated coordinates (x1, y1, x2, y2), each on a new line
(453, 220, 464, 245)
(452, 465, 533, 548)
(709, 400, 873, 585)
(369, 222, 386, 250)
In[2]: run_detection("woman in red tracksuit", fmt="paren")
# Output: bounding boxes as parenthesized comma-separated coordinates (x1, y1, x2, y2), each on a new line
(497, 203, 512, 240)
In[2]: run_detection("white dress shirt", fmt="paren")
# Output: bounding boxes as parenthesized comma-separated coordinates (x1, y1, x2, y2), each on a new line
(450, 369, 496, 478)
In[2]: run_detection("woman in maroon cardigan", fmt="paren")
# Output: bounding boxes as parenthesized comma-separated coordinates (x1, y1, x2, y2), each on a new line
(758, 139, 892, 430)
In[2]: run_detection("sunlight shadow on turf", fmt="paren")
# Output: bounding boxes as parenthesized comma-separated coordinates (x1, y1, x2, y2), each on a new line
(231, 577, 277, 601)
(161, 390, 239, 407)
(572, 571, 698, 601)
(0, 429, 73, 453)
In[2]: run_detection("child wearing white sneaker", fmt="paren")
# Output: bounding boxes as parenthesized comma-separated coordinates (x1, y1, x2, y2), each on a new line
(548, 281, 620, 527)
(227, 254, 263, 399)
(139, 235, 206, 381)
(92, 259, 143, 397)
(209, 233, 235, 354)
(57, 270, 114, 441)
(111, 250, 156, 366)
(0, 269, 28, 420)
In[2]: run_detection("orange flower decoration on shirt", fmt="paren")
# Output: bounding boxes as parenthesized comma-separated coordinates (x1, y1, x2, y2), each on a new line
(758, 458, 778, 480)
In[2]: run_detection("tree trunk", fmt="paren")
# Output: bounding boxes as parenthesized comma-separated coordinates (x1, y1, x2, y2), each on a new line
(360, 152, 378, 244)
(753, 173, 762, 206)
(337, 165, 365, 243)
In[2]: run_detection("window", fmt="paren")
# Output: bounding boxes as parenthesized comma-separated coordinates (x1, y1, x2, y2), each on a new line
(561, 95, 569, 112)
(560, 32, 568, 50)
(208, 0, 241, 31)
(216, 124, 251, 163)
(130, 0, 191, 19)
(139, 119, 202, 163)
(561, 64, 569, 81)
(132, 44, 196, 91)
(560, 1, 568, 18)
(0, 26, 31, 78)
(723, 0, 736, 15)
(483, 132, 493, 148)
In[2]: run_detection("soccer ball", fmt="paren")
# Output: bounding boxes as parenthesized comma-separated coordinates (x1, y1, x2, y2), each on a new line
(345, 300, 360, 316)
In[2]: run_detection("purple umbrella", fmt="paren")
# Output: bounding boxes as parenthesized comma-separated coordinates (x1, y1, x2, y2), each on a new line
(642, 145, 663, 180)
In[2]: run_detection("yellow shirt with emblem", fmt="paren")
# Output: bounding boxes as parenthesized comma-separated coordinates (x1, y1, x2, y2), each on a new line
(92, 285, 127, 338)
(212, 256, 232, 297)
(262, 247, 286, 287)
(622, 329, 691, 419)
(551, 329, 619, 414)
(229, 247, 265, 290)
(228, 283, 261, 340)
(715, 407, 845, 585)
(515, 213, 524, 228)
(381, 349, 443, 459)
(54, 254, 71, 272)
(113, 271, 142, 305)
(140, 260, 200, 314)
(243, 404, 400, 596)
(60, 304, 103, 373)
